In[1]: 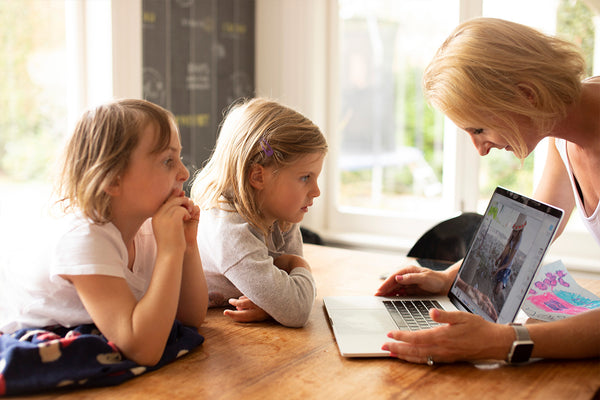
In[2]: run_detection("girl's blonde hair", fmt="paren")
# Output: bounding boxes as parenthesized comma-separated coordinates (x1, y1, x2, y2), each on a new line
(423, 17, 586, 159)
(57, 99, 176, 223)
(191, 97, 327, 235)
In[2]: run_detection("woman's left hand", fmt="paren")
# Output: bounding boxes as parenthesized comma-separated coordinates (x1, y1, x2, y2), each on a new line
(381, 308, 513, 364)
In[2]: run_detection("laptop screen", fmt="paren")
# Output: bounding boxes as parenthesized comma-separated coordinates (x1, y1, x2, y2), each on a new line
(448, 187, 563, 323)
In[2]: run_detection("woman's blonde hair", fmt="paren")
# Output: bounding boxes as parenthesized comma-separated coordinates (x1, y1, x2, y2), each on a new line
(57, 99, 176, 223)
(423, 17, 586, 159)
(191, 97, 328, 236)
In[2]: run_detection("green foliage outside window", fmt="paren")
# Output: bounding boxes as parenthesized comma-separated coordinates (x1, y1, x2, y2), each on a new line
(0, 0, 66, 182)
(558, 0, 595, 76)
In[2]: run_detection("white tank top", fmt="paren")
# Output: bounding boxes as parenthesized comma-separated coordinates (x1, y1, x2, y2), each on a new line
(555, 138, 600, 245)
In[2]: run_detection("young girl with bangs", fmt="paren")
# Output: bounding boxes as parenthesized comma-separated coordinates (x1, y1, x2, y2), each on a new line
(0, 99, 208, 369)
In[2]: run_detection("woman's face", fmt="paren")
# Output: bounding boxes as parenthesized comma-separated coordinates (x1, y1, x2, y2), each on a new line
(454, 114, 541, 158)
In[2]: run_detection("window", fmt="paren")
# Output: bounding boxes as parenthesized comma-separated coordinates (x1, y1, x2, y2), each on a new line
(330, 0, 461, 246)
(323, 0, 600, 272)
(0, 0, 117, 265)
(0, 0, 68, 258)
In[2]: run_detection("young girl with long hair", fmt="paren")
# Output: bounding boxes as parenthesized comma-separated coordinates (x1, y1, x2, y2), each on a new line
(191, 98, 327, 327)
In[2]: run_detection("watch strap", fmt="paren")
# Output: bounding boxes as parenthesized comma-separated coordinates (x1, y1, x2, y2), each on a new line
(510, 323, 531, 341)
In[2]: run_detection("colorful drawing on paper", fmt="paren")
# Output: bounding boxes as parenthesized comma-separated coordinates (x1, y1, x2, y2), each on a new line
(522, 260, 600, 321)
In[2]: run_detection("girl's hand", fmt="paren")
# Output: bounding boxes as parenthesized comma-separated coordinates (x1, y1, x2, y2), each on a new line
(375, 263, 458, 297)
(181, 196, 200, 249)
(152, 190, 193, 254)
(381, 308, 513, 364)
(224, 296, 271, 322)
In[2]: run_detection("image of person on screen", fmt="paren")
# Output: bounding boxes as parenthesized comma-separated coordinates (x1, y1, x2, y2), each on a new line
(493, 213, 527, 296)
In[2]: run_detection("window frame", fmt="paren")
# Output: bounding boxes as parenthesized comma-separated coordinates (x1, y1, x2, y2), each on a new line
(98, 0, 600, 274)
(320, 0, 483, 248)
(266, 0, 600, 275)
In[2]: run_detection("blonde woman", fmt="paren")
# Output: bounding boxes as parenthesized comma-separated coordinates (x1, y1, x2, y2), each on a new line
(191, 98, 327, 328)
(377, 18, 600, 364)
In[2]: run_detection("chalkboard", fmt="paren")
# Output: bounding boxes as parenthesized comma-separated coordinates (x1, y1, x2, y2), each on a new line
(142, 0, 255, 184)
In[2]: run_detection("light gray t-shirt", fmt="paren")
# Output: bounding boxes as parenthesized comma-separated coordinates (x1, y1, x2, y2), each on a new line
(197, 207, 316, 327)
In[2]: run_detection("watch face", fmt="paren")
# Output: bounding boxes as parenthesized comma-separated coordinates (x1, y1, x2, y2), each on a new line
(510, 342, 534, 363)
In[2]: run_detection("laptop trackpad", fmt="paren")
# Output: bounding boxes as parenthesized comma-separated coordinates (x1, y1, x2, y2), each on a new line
(329, 309, 397, 333)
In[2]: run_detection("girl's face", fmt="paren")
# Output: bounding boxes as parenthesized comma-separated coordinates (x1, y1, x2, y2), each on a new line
(255, 152, 325, 226)
(112, 121, 189, 221)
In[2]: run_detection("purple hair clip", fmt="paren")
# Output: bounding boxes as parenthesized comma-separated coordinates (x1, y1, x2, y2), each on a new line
(260, 137, 274, 157)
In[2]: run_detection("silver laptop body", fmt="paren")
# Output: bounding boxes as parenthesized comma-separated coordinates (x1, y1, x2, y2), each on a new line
(324, 187, 563, 357)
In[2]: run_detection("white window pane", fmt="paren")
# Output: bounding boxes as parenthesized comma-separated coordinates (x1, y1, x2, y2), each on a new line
(0, 0, 68, 258)
(336, 0, 459, 216)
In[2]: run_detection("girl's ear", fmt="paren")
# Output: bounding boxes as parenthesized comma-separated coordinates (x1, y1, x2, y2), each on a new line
(248, 164, 265, 190)
(104, 176, 121, 197)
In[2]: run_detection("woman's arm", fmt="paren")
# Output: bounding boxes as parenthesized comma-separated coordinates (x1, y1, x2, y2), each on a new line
(528, 309, 600, 359)
(533, 138, 576, 238)
(382, 308, 600, 363)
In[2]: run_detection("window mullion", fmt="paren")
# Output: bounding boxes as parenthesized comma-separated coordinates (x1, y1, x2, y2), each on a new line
(459, 0, 483, 21)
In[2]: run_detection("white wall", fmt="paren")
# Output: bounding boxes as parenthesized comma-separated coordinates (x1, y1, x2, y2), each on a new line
(255, 0, 331, 232)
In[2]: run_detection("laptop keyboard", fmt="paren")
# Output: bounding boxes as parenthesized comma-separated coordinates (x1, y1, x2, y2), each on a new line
(383, 300, 444, 331)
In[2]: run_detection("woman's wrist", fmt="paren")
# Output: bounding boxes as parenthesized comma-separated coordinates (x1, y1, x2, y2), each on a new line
(441, 264, 460, 293)
(491, 324, 516, 361)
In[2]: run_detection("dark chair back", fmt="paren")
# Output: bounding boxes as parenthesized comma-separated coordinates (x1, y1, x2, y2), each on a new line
(300, 226, 324, 245)
(407, 212, 483, 267)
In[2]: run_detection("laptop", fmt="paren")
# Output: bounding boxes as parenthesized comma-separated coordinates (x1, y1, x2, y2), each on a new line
(323, 186, 563, 357)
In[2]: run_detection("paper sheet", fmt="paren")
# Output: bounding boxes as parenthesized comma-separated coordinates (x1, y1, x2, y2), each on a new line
(522, 260, 600, 321)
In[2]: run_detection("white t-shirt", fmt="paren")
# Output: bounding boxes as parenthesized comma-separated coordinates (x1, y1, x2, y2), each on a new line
(0, 214, 156, 334)
(555, 138, 600, 245)
(197, 206, 316, 328)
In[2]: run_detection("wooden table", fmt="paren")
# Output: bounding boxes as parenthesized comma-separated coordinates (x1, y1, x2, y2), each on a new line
(8, 245, 600, 400)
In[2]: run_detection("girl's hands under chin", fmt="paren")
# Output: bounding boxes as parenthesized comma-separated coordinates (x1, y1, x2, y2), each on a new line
(176, 191, 200, 249)
(153, 190, 195, 254)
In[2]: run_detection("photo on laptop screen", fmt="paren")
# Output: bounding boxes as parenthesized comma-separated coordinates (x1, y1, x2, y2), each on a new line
(449, 187, 563, 323)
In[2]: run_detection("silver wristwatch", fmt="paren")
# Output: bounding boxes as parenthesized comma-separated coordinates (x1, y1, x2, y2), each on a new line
(507, 323, 534, 364)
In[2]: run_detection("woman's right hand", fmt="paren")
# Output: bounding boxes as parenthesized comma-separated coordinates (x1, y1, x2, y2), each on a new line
(374, 262, 460, 297)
